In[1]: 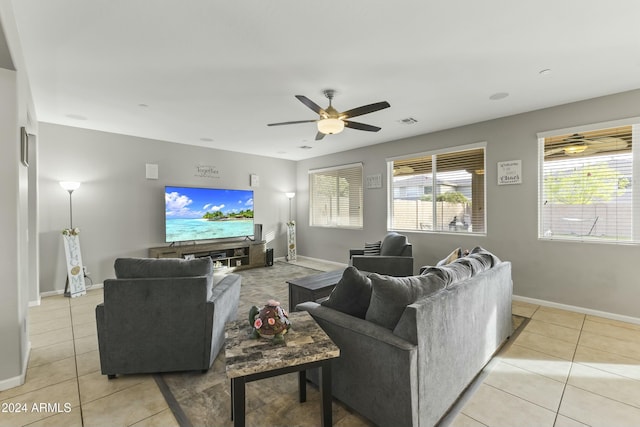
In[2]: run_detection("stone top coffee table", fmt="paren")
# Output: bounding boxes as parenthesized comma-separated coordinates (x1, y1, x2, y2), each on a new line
(225, 311, 340, 427)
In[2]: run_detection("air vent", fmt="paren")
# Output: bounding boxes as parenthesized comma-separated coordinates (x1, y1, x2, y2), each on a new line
(399, 117, 418, 125)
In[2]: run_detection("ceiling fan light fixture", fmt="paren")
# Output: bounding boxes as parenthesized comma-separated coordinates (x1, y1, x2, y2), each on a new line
(563, 145, 588, 155)
(317, 118, 344, 135)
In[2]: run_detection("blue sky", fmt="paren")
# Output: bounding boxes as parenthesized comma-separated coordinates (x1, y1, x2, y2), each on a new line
(165, 186, 254, 218)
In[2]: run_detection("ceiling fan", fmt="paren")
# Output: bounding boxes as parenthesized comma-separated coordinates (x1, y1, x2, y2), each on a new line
(544, 133, 630, 158)
(267, 89, 390, 141)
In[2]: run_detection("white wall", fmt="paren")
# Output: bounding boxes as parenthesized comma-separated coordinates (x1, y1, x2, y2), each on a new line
(296, 89, 640, 319)
(38, 123, 296, 292)
(0, 0, 37, 390)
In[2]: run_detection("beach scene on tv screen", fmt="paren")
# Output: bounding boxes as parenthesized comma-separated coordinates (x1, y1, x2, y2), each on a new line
(165, 186, 254, 242)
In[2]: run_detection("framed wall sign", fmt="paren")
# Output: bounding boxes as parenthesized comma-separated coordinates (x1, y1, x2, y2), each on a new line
(497, 160, 522, 185)
(20, 127, 29, 167)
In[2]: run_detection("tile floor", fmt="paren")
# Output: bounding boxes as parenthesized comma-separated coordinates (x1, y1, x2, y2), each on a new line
(2, 260, 640, 426)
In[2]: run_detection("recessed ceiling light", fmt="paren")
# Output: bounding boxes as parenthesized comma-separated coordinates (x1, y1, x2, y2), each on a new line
(489, 92, 509, 101)
(66, 114, 87, 120)
(539, 69, 552, 76)
(200, 137, 213, 142)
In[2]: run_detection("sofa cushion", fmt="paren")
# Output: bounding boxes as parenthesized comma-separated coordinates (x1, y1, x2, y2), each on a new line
(363, 241, 382, 256)
(436, 247, 462, 266)
(380, 233, 409, 256)
(114, 257, 215, 300)
(421, 261, 473, 287)
(321, 267, 372, 319)
(365, 273, 446, 330)
(470, 246, 501, 267)
(455, 256, 487, 275)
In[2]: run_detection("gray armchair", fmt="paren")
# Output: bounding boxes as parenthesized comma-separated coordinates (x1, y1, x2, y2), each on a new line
(349, 232, 414, 276)
(96, 257, 241, 378)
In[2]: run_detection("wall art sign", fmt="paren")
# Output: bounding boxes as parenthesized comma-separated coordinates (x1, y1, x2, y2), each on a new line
(62, 233, 87, 298)
(365, 173, 383, 189)
(195, 165, 220, 179)
(497, 160, 522, 185)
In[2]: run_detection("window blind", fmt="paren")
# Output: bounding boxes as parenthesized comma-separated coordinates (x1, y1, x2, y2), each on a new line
(309, 163, 363, 228)
(539, 124, 637, 243)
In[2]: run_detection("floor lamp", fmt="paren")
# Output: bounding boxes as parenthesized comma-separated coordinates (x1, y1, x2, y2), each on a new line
(60, 181, 84, 297)
(60, 181, 81, 229)
(285, 192, 296, 261)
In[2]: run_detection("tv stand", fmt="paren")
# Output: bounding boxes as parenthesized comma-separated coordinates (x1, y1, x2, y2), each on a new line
(149, 240, 266, 270)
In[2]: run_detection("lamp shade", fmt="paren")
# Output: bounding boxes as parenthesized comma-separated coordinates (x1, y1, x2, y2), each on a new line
(285, 192, 295, 199)
(60, 181, 81, 192)
(317, 118, 345, 135)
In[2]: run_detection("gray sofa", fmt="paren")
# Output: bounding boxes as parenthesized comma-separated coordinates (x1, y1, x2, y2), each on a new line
(298, 247, 512, 426)
(96, 257, 241, 378)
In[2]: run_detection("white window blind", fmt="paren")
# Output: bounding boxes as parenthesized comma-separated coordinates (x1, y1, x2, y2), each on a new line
(388, 144, 485, 234)
(539, 122, 638, 243)
(309, 163, 363, 228)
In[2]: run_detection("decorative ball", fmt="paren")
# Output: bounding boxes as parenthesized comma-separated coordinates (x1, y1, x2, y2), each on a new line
(249, 299, 291, 339)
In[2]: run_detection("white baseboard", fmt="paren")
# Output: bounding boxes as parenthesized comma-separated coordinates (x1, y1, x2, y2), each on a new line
(0, 342, 30, 392)
(294, 255, 348, 268)
(513, 295, 640, 326)
(39, 283, 104, 299)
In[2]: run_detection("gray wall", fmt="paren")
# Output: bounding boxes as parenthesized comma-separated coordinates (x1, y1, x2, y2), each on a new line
(296, 89, 640, 319)
(38, 123, 296, 293)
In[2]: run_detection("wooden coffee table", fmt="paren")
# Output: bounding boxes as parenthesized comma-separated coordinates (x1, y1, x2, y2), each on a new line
(225, 311, 340, 427)
(287, 269, 344, 312)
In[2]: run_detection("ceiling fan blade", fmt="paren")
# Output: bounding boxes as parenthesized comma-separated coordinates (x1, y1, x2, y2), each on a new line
(315, 131, 326, 141)
(295, 95, 326, 116)
(267, 119, 317, 127)
(344, 120, 381, 132)
(341, 101, 390, 119)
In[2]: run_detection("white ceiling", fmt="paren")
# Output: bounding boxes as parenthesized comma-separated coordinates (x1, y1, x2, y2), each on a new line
(11, 0, 640, 161)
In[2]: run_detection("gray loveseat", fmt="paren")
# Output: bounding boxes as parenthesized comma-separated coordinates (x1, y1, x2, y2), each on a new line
(298, 247, 512, 426)
(96, 257, 241, 378)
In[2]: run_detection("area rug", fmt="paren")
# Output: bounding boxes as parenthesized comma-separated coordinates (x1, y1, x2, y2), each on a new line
(155, 262, 528, 427)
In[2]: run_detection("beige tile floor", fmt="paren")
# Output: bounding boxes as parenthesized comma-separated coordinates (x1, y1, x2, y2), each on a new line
(2, 260, 640, 427)
(448, 300, 640, 427)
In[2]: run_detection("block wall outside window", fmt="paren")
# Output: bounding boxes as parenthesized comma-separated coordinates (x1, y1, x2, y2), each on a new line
(388, 143, 486, 234)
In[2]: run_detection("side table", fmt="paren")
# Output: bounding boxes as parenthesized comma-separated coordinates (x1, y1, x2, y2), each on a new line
(225, 311, 340, 427)
(287, 269, 344, 312)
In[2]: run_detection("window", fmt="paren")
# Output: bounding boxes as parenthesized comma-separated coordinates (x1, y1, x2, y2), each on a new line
(538, 120, 639, 243)
(388, 144, 486, 233)
(309, 163, 363, 228)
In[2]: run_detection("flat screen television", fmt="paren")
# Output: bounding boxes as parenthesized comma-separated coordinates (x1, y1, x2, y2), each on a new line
(165, 186, 254, 243)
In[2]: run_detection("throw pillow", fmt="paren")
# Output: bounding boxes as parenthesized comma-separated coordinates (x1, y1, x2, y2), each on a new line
(436, 247, 462, 266)
(363, 241, 382, 256)
(365, 273, 446, 330)
(322, 267, 372, 319)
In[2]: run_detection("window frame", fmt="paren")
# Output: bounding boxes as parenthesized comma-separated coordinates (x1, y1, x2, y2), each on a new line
(386, 142, 487, 235)
(308, 162, 363, 229)
(537, 117, 640, 245)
